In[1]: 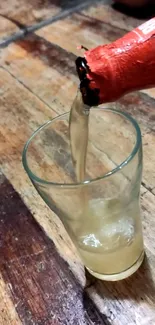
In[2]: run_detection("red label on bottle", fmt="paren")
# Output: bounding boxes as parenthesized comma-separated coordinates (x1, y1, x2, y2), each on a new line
(84, 17, 155, 104)
(133, 18, 155, 40)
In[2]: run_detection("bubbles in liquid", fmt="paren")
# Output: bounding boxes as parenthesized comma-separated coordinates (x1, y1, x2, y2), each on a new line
(76, 199, 143, 274)
(77, 199, 137, 253)
(69, 91, 143, 276)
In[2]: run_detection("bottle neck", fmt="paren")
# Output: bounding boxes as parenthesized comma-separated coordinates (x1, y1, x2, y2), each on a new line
(76, 57, 100, 107)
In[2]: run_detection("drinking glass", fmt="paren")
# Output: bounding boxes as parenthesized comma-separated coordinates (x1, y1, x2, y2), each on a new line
(22, 108, 144, 281)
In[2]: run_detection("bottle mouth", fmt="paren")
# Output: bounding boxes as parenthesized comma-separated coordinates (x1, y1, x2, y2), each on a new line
(76, 57, 88, 80)
(76, 56, 100, 106)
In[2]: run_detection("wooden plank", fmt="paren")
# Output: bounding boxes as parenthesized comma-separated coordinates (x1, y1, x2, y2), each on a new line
(0, 35, 78, 113)
(0, 172, 110, 325)
(115, 92, 155, 193)
(82, 2, 145, 32)
(0, 0, 100, 26)
(0, 67, 83, 281)
(0, 274, 22, 325)
(0, 16, 19, 39)
(36, 12, 126, 56)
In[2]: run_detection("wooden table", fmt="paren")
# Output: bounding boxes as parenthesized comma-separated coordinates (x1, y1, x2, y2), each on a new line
(0, 1, 155, 324)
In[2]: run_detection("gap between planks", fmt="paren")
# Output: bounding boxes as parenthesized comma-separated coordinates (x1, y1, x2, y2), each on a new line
(0, 64, 58, 115)
(0, 0, 104, 48)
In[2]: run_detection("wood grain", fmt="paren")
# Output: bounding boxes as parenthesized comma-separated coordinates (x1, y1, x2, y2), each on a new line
(0, 274, 22, 325)
(0, 172, 111, 325)
(0, 16, 19, 39)
(0, 0, 100, 25)
(36, 12, 126, 55)
(0, 66, 83, 280)
(0, 35, 78, 113)
(82, 2, 145, 31)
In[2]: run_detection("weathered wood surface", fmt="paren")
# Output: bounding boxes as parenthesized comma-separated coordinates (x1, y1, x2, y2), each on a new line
(0, 173, 109, 325)
(0, 0, 100, 27)
(0, 16, 19, 40)
(0, 1, 155, 324)
(0, 0, 76, 25)
(0, 0, 101, 48)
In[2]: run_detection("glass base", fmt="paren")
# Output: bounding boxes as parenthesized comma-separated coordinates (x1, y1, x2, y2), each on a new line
(86, 250, 145, 281)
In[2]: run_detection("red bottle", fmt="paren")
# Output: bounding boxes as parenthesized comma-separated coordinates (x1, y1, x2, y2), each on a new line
(76, 18, 155, 106)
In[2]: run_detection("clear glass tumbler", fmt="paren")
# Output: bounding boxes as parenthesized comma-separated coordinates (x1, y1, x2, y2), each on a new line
(22, 108, 144, 281)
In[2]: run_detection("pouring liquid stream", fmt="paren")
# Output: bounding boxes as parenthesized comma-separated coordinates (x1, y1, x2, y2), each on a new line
(69, 89, 90, 241)
(69, 89, 90, 183)
(69, 91, 143, 277)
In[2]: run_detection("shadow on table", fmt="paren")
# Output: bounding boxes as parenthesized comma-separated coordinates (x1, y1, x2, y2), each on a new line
(84, 254, 155, 303)
(112, 2, 155, 19)
(82, 290, 112, 325)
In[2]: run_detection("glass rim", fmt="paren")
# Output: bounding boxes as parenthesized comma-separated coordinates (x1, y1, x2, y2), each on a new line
(22, 108, 142, 188)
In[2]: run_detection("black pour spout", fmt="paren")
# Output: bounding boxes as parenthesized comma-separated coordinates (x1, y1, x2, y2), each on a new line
(75, 57, 100, 107)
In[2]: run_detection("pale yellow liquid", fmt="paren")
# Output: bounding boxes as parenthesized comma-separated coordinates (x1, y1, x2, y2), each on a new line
(77, 199, 144, 279)
(69, 93, 144, 280)
(69, 90, 89, 182)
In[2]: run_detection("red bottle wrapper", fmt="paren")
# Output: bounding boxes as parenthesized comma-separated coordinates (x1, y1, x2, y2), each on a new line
(83, 18, 155, 104)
